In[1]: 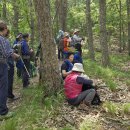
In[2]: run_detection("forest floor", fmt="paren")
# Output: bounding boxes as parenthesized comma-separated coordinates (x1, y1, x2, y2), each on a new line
(0, 51, 130, 130)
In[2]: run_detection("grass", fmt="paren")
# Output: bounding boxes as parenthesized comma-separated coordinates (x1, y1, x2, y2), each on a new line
(0, 52, 130, 130)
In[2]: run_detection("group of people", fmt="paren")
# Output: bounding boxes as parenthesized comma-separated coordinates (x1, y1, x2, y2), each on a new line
(58, 30, 102, 107)
(56, 29, 84, 62)
(0, 21, 33, 118)
(0, 20, 101, 119)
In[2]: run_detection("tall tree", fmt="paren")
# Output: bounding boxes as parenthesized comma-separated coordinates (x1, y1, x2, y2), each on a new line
(12, 0, 19, 35)
(34, 0, 62, 97)
(127, 0, 130, 55)
(59, 0, 68, 31)
(86, 0, 95, 61)
(28, 0, 35, 47)
(99, 0, 110, 66)
(2, 0, 7, 21)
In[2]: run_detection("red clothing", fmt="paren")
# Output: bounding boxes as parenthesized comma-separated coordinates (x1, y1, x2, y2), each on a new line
(64, 72, 82, 99)
(63, 38, 69, 51)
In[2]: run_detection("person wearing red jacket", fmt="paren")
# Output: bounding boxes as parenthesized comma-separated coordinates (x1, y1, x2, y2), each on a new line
(64, 63, 96, 106)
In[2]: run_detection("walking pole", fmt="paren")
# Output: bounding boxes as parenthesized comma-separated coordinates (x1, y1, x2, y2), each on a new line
(20, 57, 31, 78)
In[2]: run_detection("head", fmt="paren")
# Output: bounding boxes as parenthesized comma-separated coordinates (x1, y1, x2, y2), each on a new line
(0, 21, 8, 36)
(72, 63, 85, 73)
(66, 52, 74, 62)
(16, 33, 23, 41)
(5, 29, 10, 38)
(73, 29, 80, 35)
(23, 33, 30, 42)
(64, 32, 69, 38)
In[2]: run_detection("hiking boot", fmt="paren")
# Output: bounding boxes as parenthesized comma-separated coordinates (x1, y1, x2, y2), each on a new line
(0, 112, 14, 121)
(8, 96, 20, 103)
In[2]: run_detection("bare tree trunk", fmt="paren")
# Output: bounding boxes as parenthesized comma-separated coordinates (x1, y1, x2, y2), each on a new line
(86, 0, 95, 61)
(12, 0, 19, 35)
(34, 0, 62, 97)
(59, 0, 68, 31)
(119, 0, 122, 52)
(99, 0, 110, 66)
(2, 0, 7, 21)
(29, 0, 35, 48)
(127, 0, 130, 55)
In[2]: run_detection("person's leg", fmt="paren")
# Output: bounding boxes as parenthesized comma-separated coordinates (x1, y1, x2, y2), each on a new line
(73, 89, 96, 105)
(0, 63, 8, 115)
(8, 64, 15, 99)
(58, 48, 60, 60)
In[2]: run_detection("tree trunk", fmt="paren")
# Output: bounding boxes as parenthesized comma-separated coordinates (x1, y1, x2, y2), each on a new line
(127, 0, 130, 55)
(29, 0, 35, 48)
(12, 0, 19, 35)
(119, 0, 122, 52)
(2, 0, 7, 21)
(99, 0, 110, 66)
(86, 0, 95, 61)
(34, 0, 62, 97)
(59, 0, 68, 31)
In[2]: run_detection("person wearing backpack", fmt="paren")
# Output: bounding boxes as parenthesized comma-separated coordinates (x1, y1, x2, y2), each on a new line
(21, 33, 33, 88)
(72, 29, 84, 56)
(56, 30, 64, 60)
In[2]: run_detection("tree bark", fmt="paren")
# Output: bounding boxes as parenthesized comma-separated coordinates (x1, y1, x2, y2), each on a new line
(34, 0, 62, 97)
(99, 0, 110, 66)
(2, 0, 7, 21)
(127, 0, 130, 55)
(59, 0, 68, 31)
(86, 0, 95, 61)
(28, 0, 35, 48)
(12, 0, 19, 35)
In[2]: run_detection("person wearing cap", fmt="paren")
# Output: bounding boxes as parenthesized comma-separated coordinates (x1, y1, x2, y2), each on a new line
(13, 33, 23, 78)
(63, 32, 71, 59)
(64, 63, 96, 106)
(56, 30, 64, 60)
(21, 33, 33, 88)
(0, 21, 20, 118)
(72, 29, 84, 56)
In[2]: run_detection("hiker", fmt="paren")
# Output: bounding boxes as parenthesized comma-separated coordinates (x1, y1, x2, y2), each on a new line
(64, 63, 96, 106)
(56, 30, 64, 60)
(63, 32, 71, 59)
(72, 29, 84, 56)
(0, 21, 20, 117)
(61, 52, 74, 80)
(13, 33, 23, 78)
(21, 33, 33, 88)
(5, 30, 18, 101)
(73, 51, 83, 64)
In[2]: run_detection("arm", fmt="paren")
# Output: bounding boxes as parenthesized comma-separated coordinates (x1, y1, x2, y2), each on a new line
(76, 76, 93, 85)
(62, 70, 72, 77)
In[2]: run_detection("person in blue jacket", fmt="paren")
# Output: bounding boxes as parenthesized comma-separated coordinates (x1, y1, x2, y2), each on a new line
(21, 33, 33, 88)
(73, 51, 83, 64)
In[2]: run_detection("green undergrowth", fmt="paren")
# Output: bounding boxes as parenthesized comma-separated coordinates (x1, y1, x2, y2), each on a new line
(0, 86, 65, 130)
(83, 53, 130, 91)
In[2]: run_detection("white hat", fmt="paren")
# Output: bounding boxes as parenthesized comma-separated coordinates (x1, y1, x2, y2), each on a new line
(64, 32, 69, 37)
(73, 29, 80, 34)
(72, 63, 85, 73)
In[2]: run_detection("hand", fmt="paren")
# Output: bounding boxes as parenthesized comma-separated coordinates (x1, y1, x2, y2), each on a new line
(12, 53, 20, 61)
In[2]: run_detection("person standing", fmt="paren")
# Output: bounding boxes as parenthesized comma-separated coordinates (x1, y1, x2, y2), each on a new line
(0, 21, 19, 118)
(21, 33, 33, 88)
(72, 29, 84, 56)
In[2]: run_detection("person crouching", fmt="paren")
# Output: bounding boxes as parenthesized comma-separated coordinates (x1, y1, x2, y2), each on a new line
(64, 63, 96, 106)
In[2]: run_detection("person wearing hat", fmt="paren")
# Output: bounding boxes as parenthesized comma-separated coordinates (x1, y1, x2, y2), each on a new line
(64, 63, 96, 106)
(72, 29, 84, 56)
(63, 32, 71, 59)
(0, 21, 20, 119)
